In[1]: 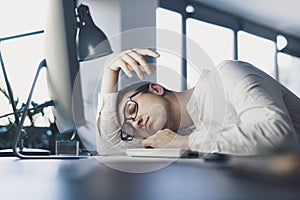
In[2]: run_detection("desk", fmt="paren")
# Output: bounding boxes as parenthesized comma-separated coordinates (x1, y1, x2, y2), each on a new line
(0, 156, 299, 200)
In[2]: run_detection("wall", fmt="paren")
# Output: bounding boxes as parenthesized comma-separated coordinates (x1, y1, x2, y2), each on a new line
(76, 0, 158, 151)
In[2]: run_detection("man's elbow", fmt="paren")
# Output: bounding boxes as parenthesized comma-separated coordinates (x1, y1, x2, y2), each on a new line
(255, 118, 298, 148)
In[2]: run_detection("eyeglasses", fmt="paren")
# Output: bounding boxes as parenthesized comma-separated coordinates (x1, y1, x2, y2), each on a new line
(120, 84, 149, 141)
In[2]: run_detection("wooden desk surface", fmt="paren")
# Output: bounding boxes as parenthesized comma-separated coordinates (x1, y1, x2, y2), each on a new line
(0, 156, 299, 200)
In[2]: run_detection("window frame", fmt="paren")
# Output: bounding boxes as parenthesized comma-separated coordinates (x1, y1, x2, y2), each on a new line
(158, 0, 300, 89)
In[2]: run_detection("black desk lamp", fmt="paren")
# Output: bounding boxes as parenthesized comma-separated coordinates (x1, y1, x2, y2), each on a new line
(10, 3, 112, 159)
(76, 4, 112, 61)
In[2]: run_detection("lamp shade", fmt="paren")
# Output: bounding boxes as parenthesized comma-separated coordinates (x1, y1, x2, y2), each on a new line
(76, 4, 112, 61)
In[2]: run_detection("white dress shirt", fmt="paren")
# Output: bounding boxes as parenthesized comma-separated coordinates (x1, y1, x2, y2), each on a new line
(96, 60, 300, 155)
(187, 60, 300, 155)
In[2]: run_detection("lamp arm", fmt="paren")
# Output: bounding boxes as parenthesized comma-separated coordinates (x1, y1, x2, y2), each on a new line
(12, 59, 47, 158)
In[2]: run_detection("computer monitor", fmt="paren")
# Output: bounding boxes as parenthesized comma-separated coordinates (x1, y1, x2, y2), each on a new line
(45, 0, 86, 147)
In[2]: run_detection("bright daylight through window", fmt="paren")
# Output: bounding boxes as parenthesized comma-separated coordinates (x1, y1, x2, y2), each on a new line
(0, 0, 52, 127)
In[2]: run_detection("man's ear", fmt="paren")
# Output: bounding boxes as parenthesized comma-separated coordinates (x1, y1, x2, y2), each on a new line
(148, 83, 164, 95)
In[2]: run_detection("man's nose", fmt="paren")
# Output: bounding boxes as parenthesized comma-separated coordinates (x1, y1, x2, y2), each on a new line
(131, 115, 144, 128)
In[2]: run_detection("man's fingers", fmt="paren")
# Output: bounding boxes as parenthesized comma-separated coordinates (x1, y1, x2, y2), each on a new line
(122, 48, 159, 79)
(110, 48, 159, 79)
(131, 49, 159, 75)
(117, 59, 133, 78)
(142, 137, 158, 148)
(121, 52, 144, 79)
(142, 130, 166, 148)
(142, 129, 183, 149)
(127, 52, 151, 75)
(142, 139, 151, 148)
(126, 49, 159, 75)
(133, 48, 160, 58)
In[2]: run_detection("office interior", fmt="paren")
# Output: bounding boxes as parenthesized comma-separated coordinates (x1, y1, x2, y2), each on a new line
(1, 0, 300, 200)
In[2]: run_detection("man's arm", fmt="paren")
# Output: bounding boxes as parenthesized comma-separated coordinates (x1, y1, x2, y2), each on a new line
(189, 61, 298, 155)
(142, 129, 190, 149)
(97, 48, 160, 155)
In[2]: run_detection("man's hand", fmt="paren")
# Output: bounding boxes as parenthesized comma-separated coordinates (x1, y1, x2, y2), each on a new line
(106, 48, 159, 79)
(101, 48, 159, 94)
(142, 129, 189, 149)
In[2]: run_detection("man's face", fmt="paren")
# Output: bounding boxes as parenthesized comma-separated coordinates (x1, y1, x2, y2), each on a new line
(118, 84, 170, 139)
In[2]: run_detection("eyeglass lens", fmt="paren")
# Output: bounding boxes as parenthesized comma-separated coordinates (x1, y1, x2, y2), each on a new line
(124, 100, 138, 120)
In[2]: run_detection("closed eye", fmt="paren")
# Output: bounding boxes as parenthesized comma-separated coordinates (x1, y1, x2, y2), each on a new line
(127, 102, 137, 116)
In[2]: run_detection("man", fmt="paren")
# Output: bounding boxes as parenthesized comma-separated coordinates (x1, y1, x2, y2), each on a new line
(97, 48, 300, 155)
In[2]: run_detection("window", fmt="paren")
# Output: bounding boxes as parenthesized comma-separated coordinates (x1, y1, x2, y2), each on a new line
(186, 19, 234, 87)
(187, 19, 234, 65)
(156, 8, 182, 91)
(238, 31, 276, 78)
(278, 53, 300, 96)
(0, 0, 52, 126)
(158, 1, 300, 97)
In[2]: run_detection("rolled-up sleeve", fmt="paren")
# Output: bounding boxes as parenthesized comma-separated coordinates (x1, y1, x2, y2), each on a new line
(96, 93, 142, 155)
